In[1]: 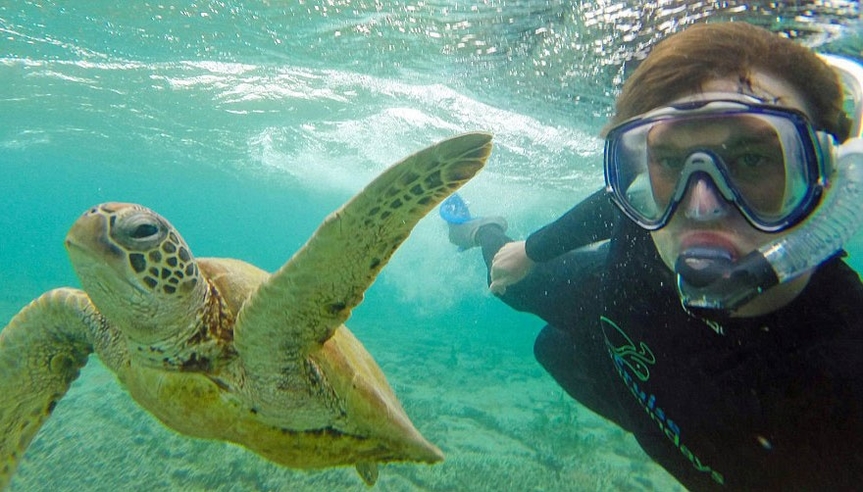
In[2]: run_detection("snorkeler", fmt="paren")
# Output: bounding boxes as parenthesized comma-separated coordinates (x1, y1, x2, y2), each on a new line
(443, 22, 863, 490)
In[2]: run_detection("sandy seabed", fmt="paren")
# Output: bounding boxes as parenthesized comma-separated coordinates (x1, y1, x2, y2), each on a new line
(8, 318, 684, 492)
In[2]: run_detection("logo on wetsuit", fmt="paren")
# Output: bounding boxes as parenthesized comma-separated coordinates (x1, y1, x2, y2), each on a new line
(600, 316, 725, 485)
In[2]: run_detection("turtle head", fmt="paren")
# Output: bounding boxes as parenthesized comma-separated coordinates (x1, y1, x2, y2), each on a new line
(65, 203, 207, 346)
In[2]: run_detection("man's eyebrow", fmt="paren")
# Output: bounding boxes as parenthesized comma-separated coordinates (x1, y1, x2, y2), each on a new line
(731, 121, 781, 142)
(646, 142, 678, 153)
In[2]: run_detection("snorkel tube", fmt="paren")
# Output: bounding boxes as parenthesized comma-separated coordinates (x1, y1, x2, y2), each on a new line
(677, 54, 863, 311)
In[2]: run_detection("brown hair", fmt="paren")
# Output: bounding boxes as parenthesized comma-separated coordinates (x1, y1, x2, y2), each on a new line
(606, 22, 850, 141)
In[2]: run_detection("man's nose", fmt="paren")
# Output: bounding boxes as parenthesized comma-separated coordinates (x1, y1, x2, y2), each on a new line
(682, 176, 729, 222)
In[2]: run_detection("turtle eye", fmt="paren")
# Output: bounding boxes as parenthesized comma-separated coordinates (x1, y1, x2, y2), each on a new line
(131, 223, 159, 239)
(112, 212, 169, 251)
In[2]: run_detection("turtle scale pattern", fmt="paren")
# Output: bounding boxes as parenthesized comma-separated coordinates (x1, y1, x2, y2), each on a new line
(0, 132, 493, 489)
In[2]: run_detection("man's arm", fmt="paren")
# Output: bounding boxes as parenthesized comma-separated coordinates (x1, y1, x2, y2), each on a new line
(524, 188, 618, 262)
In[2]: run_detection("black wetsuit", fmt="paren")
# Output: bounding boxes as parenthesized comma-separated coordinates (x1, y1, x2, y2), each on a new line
(476, 189, 863, 491)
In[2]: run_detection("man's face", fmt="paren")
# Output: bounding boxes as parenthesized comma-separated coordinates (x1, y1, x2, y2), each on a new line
(649, 73, 813, 272)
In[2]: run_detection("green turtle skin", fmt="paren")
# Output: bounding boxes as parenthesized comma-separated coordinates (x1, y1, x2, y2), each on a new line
(0, 132, 493, 488)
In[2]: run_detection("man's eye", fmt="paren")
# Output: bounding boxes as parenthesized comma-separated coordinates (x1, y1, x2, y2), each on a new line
(732, 151, 779, 172)
(655, 155, 684, 170)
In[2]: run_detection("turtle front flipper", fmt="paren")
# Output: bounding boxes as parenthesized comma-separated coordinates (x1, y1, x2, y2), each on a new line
(0, 288, 100, 490)
(355, 461, 379, 486)
(234, 132, 492, 367)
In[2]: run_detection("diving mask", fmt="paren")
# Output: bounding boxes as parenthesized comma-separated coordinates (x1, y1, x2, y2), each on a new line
(604, 96, 835, 233)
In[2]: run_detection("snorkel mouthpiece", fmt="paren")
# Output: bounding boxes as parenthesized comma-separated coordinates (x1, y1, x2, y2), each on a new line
(675, 248, 779, 311)
(675, 247, 734, 288)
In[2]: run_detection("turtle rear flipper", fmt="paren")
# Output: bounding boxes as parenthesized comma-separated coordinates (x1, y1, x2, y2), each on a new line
(0, 288, 98, 489)
(234, 132, 493, 370)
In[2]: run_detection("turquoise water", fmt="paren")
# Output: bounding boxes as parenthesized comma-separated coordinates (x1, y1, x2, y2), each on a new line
(1, 2, 861, 491)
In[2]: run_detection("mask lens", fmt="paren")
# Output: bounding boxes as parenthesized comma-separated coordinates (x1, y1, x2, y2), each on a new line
(611, 124, 667, 224)
(606, 106, 821, 231)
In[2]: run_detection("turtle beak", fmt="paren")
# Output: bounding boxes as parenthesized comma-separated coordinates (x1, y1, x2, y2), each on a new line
(65, 205, 124, 261)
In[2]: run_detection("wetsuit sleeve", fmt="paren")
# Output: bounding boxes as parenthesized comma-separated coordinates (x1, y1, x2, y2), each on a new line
(475, 222, 608, 330)
(524, 188, 619, 263)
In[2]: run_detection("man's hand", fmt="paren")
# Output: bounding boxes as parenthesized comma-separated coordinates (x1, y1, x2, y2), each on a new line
(490, 241, 535, 295)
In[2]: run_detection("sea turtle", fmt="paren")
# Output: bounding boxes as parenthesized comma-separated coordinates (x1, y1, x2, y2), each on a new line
(0, 132, 492, 488)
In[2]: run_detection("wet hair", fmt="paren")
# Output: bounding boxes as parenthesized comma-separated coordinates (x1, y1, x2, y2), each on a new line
(605, 22, 851, 141)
